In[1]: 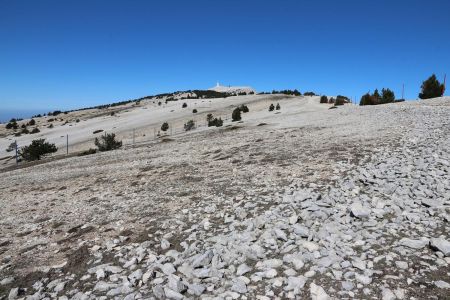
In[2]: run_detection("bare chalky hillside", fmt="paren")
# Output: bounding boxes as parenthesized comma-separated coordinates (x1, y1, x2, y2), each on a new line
(0, 97, 449, 299)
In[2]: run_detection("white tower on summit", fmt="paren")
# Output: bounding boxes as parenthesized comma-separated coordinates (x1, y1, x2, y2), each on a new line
(216, 82, 220, 87)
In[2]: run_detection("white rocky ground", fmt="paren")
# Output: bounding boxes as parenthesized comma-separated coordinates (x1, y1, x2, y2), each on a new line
(0, 96, 449, 299)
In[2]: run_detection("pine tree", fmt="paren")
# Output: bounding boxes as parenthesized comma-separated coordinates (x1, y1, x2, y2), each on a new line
(381, 88, 395, 104)
(269, 104, 275, 111)
(276, 103, 281, 110)
(419, 74, 445, 99)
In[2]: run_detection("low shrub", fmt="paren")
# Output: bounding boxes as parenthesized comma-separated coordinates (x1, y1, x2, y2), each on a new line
(232, 107, 241, 121)
(303, 91, 316, 96)
(6, 141, 16, 152)
(193, 109, 198, 113)
(28, 119, 36, 126)
(276, 103, 281, 110)
(30, 128, 40, 134)
(94, 133, 122, 152)
(208, 117, 223, 127)
(20, 139, 58, 161)
(5, 120, 18, 130)
(184, 120, 195, 131)
(269, 104, 275, 111)
(239, 105, 249, 113)
(320, 95, 328, 103)
(161, 122, 169, 132)
(182, 102, 187, 108)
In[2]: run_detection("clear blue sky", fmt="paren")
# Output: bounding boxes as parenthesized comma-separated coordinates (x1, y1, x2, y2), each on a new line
(1, 0, 449, 111)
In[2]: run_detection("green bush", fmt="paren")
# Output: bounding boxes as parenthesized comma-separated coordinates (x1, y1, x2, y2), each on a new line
(419, 74, 445, 99)
(240, 105, 249, 113)
(269, 103, 275, 111)
(208, 117, 223, 127)
(182, 102, 188, 108)
(5, 120, 18, 130)
(232, 107, 241, 121)
(30, 128, 40, 134)
(161, 122, 169, 132)
(193, 109, 198, 113)
(20, 139, 57, 161)
(94, 133, 122, 152)
(206, 113, 213, 123)
(320, 96, 328, 103)
(6, 141, 16, 152)
(28, 119, 36, 126)
(276, 103, 281, 110)
(184, 120, 195, 131)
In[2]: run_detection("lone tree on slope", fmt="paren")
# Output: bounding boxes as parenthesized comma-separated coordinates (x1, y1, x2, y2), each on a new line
(20, 139, 57, 161)
(419, 74, 445, 99)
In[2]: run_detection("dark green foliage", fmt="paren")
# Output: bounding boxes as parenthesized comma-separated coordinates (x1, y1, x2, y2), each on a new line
(184, 120, 195, 131)
(335, 95, 350, 106)
(76, 119, 80, 123)
(6, 141, 16, 152)
(94, 133, 122, 152)
(206, 113, 214, 123)
(28, 119, 36, 126)
(5, 120, 18, 130)
(373, 89, 380, 101)
(158, 101, 162, 106)
(193, 109, 198, 113)
(49, 110, 62, 116)
(276, 103, 281, 110)
(30, 128, 40, 134)
(271, 89, 301, 96)
(360, 88, 395, 105)
(232, 107, 241, 121)
(20, 139, 57, 161)
(381, 88, 395, 104)
(360, 93, 378, 105)
(48, 124, 54, 129)
(208, 117, 223, 127)
(269, 104, 275, 111)
(303, 91, 316, 96)
(182, 102, 187, 108)
(21, 128, 29, 134)
(110, 112, 115, 116)
(419, 74, 445, 99)
(329, 97, 335, 104)
(320, 96, 328, 103)
(239, 105, 249, 113)
(161, 122, 169, 132)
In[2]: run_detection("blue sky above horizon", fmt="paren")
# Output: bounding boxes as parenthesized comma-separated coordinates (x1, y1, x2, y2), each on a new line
(1, 0, 449, 112)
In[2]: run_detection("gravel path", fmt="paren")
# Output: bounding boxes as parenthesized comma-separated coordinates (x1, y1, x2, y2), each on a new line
(0, 98, 449, 299)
